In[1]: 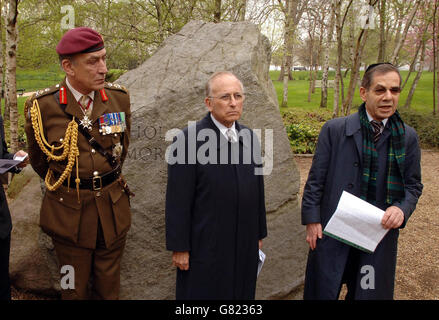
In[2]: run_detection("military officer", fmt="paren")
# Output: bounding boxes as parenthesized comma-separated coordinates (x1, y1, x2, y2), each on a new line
(24, 27, 132, 300)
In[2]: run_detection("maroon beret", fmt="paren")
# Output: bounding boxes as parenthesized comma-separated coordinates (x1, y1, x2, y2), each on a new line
(56, 27, 104, 55)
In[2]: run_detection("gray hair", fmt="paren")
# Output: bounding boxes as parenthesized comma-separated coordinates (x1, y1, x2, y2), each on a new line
(205, 71, 244, 97)
(361, 63, 402, 89)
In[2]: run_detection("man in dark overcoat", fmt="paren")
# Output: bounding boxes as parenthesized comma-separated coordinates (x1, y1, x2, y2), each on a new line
(0, 116, 28, 300)
(302, 63, 423, 300)
(165, 71, 267, 299)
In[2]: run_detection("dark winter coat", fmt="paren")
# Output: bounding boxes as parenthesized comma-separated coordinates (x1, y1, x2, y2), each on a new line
(166, 113, 267, 300)
(301, 111, 423, 299)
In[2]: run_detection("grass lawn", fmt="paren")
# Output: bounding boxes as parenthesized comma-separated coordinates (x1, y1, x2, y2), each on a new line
(270, 70, 437, 115)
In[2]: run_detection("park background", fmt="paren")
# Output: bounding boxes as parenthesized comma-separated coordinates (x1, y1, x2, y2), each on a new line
(0, 0, 438, 300)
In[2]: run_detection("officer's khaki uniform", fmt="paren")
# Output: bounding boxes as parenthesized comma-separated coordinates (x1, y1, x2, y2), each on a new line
(24, 78, 131, 299)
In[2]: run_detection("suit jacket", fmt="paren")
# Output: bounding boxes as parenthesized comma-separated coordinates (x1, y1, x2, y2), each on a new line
(301, 110, 423, 299)
(24, 79, 132, 249)
(0, 115, 15, 239)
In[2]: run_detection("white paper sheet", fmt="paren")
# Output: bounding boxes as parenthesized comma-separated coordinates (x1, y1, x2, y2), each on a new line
(257, 250, 265, 277)
(323, 191, 389, 253)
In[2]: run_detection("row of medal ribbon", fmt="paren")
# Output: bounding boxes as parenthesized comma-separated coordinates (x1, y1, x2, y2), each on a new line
(99, 112, 126, 135)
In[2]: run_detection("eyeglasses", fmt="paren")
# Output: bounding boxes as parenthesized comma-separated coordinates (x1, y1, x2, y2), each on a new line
(372, 85, 401, 95)
(208, 93, 245, 102)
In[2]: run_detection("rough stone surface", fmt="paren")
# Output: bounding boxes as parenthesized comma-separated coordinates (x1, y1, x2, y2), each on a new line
(9, 167, 59, 297)
(8, 20, 308, 299)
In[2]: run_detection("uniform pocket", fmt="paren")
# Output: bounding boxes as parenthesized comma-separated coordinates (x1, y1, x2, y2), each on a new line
(40, 189, 82, 244)
(109, 184, 131, 236)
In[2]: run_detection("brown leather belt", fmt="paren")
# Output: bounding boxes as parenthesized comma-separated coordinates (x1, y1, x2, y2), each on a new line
(61, 166, 121, 191)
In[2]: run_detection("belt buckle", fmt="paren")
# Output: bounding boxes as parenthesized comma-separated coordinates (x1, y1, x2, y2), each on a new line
(92, 175, 102, 191)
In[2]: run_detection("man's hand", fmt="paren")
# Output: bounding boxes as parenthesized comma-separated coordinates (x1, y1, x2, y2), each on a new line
(14, 150, 29, 168)
(381, 206, 404, 229)
(172, 251, 190, 271)
(306, 223, 322, 250)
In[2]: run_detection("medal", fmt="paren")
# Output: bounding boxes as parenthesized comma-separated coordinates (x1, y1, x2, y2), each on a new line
(113, 142, 123, 158)
(79, 115, 93, 131)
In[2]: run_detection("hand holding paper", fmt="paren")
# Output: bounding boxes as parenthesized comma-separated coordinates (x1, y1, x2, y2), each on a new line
(381, 206, 404, 229)
(323, 191, 390, 253)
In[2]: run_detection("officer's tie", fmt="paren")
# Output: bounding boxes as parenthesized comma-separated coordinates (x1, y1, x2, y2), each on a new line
(371, 120, 384, 144)
(79, 95, 92, 118)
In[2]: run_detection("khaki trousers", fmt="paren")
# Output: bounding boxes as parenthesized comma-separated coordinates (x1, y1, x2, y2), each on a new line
(53, 221, 126, 300)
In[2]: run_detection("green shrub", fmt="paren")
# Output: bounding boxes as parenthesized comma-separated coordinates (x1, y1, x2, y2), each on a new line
(106, 69, 127, 83)
(286, 123, 319, 154)
(398, 109, 439, 149)
(282, 108, 331, 154)
(282, 107, 439, 154)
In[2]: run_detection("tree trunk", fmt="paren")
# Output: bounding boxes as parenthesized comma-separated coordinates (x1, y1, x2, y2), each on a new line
(434, 0, 439, 115)
(277, 63, 293, 81)
(214, 0, 221, 22)
(281, 0, 299, 108)
(238, 0, 246, 21)
(333, 0, 342, 118)
(5, 0, 18, 152)
(377, 0, 386, 62)
(390, 0, 420, 65)
(433, 0, 439, 115)
(320, 5, 335, 108)
(0, 0, 3, 118)
(404, 41, 426, 109)
(155, 0, 165, 43)
(402, 40, 422, 90)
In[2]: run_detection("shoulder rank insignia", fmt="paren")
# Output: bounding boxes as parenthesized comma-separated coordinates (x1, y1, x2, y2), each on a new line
(34, 84, 61, 99)
(105, 82, 128, 93)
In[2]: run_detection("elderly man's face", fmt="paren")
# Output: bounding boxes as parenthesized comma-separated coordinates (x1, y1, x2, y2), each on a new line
(205, 74, 244, 128)
(62, 48, 108, 94)
(360, 71, 401, 121)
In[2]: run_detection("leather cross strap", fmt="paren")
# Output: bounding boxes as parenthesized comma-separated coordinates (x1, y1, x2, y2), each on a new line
(54, 90, 119, 169)
(75, 120, 119, 168)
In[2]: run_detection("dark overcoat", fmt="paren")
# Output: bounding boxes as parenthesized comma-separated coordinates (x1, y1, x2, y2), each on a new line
(0, 115, 18, 240)
(301, 110, 423, 299)
(165, 113, 267, 300)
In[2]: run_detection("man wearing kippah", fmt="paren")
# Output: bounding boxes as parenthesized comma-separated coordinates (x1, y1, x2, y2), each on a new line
(24, 27, 132, 300)
(301, 63, 423, 299)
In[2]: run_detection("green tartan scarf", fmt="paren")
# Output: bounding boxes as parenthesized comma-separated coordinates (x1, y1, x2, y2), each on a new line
(359, 103, 405, 205)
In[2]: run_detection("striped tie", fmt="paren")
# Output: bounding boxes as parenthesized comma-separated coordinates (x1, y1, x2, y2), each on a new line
(371, 120, 383, 143)
(79, 95, 92, 118)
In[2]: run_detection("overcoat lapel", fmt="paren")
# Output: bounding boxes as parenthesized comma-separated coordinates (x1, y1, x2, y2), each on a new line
(346, 112, 363, 166)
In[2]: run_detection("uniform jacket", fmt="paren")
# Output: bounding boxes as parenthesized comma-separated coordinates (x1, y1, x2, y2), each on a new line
(301, 110, 423, 299)
(165, 113, 267, 299)
(24, 79, 132, 249)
